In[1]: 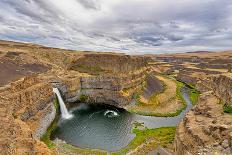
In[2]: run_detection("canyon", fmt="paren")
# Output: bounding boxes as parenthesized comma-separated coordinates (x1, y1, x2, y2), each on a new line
(0, 40, 231, 155)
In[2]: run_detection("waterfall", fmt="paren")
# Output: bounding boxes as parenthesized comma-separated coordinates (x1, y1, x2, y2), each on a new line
(53, 88, 72, 119)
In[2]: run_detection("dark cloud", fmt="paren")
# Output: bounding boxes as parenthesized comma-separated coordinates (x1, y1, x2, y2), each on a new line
(77, 0, 100, 10)
(0, 0, 232, 54)
(166, 34, 184, 42)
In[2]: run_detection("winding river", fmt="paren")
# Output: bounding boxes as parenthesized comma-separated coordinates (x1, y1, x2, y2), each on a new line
(51, 87, 193, 151)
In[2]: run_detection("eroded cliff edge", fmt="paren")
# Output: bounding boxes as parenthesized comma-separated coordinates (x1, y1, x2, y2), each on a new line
(0, 40, 150, 154)
(156, 53, 232, 155)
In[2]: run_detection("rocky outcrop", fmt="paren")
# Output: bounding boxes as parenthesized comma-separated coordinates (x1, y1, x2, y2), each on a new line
(211, 74, 232, 106)
(79, 68, 147, 107)
(0, 76, 55, 154)
(196, 74, 232, 106)
(174, 92, 232, 155)
(0, 89, 52, 155)
(176, 72, 199, 85)
(175, 74, 232, 155)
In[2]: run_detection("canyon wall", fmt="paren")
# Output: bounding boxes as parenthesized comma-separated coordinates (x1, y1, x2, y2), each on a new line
(79, 69, 147, 107)
(0, 77, 53, 155)
(196, 74, 232, 105)
(66, 53, 149, 107)
(0, 40, 151, 154)
(175, 74, 232, 155)
(69, 53, 148, 74)
(157, 52, 232, 155)
(211, 75, 232, 106)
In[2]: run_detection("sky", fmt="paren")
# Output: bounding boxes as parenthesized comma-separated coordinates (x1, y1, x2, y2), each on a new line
(0, 0, 232, 54)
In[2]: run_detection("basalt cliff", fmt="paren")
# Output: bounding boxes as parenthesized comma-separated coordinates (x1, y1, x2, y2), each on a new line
(0, 40, 150, 154)
(154, 52, 232, 154)
(0, 40, 232, 155)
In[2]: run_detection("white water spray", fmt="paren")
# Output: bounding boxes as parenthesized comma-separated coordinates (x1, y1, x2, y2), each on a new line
(104, 110, 119, 118)
(53, 88, 72, 119)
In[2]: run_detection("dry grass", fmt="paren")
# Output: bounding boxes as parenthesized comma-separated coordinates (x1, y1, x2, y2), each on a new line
(125, 75, 185, 116)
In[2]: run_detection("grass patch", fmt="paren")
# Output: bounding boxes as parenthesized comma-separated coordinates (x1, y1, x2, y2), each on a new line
(188, 88, 200, 105)
(128, 109, 185, 117)
(79, 94, 89, 102)
(179, 82, 200, 105)
(218, 100, 232, 115)
(111, 127, 176, 155)
(222, 100, 232, 115)
(223, 104, 232, 114)
(176, 81, 187, 108)
(41, 98, 60, 149)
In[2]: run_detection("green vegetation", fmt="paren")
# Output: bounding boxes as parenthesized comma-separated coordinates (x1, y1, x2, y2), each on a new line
(53, 96, 59, 109)
(176, 81, 188, 111)
(41, 98, 59, 149)
(111, 127, 176, 155)
(175, 79, 200, 105)
(79, 94, 89, 102)
(222, 100, 232, 114)
(128, 108, 184, 117)
(223, 104, 232, 114)
(219, 100, 232, 115)
(188, 88, 200, 105)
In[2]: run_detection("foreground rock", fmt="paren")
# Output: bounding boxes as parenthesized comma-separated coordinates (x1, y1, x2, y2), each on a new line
(174, 91, 232, 154)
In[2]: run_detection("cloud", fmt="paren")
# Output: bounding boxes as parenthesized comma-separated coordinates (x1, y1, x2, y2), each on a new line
(77, 0, 100, 10)
(0, 0, 232, 54)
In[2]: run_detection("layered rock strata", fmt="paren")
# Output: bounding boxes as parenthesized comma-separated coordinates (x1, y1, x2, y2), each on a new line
(174, 91, 232, 155)
(175, 74, 232, 155)
(0, 40, 151, 154)
(79, 68, 148, 107)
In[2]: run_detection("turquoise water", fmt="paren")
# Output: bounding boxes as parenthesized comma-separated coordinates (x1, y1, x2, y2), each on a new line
(51, 87, 192, 151)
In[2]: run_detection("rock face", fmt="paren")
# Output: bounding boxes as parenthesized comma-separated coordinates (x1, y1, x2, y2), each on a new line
(0, 80, 53, 155)
(155, 51, 232, 155)
(211, 75, 232, 106)
(175, 74, 232, 155)
(196, 74, 232, 106)
(0, 76, 54, 135)
(0, 40, 151, 154)
(174, 92, 232, 155)
(79, 68, 148, 107)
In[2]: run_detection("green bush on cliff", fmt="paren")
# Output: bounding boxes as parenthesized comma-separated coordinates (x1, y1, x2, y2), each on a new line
(223, 104, 232, 114)
(79, 94, 88, 102)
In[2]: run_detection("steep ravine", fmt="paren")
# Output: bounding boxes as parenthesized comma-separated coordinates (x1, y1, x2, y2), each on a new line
(174, 74, 232, 155)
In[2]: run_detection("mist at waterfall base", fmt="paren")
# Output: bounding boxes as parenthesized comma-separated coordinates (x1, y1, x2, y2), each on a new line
(51, 104, 135, 151)
(51, 87, 193, 151)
